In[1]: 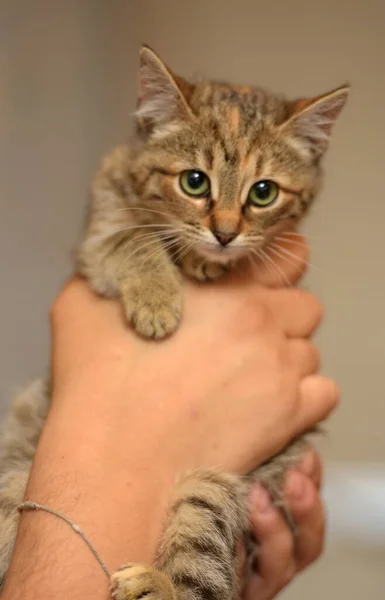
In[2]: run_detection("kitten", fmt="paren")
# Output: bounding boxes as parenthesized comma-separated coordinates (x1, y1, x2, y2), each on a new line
(0, 46, 349, 599)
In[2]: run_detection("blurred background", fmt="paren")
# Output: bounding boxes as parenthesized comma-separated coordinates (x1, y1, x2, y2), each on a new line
(1, 1, 385, 597)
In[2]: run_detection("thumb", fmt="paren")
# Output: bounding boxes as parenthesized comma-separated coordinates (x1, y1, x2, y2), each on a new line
(298, 375, 340, 432)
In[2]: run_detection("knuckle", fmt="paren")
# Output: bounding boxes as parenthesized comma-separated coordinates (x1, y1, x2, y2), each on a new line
(301, 291, 324, 331)
(329, 379, 341, 408)
(296, 338, 318, 359)
(281, 563, 297, 588)
(319, 377, 341, 412)
(299, 511, 326, 568)
(313, 535, 325, 562)
(303, 535, 325, 568)
(303, 376, 341, 416)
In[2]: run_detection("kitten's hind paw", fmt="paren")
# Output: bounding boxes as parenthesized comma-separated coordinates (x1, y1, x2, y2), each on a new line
(110, 564, 176, 600)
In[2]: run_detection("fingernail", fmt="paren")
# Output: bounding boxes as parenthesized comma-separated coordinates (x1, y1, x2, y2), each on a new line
(285, 471, 307, 501)
(250, 484, 273, 513)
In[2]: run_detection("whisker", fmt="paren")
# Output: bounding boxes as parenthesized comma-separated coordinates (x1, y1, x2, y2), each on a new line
(116, 207, 173, 219)
(115, 223, 178, 232)
(89, 223, 181, 245)
(139, 238, 181, 271)
(251, 248, 277, 281)
(246, 253, 262, 280)
(115, 229, 180, 253)
(278, 230, 319, 242)
(166, 238, 186, 258)
(273, 235, 308, 248)
(268, 245, 305, 276)
(248, 248, 279, 284)
(118, 234, 177, 274)
(269, 242, 325, 274)
(172, 241, 193, 265)
(251, 247, 294, 288)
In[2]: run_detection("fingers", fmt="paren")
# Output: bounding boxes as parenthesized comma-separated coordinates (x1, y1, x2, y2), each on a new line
(299, 375, 340, 431)
(288, 339, 320, 377)
(297, 449, 323, 490)
(245, 485, 296, 600)
(264, 288, 323, 338)
(284, 469, 326, 570)
(244, 452, 325, 599)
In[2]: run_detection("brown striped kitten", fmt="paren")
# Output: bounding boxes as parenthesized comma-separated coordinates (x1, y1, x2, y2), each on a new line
(0, 46, 348, 598)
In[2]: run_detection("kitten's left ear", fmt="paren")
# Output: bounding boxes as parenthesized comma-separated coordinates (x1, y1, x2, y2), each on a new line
(136, 45, 194, 132)
(282, 84, 350, 157)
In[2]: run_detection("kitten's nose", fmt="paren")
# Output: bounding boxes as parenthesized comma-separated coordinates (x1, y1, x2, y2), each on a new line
(212, 230, 238, 246)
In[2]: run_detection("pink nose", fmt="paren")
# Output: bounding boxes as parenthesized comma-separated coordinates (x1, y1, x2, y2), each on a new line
(212, 230, 238, 246)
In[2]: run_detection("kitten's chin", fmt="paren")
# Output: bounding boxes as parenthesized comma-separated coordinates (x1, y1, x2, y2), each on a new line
(194, 243, 247, 265)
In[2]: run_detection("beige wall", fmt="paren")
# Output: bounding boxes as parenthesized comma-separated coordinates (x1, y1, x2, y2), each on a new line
(1, 1, 385, 598)
(0, 0, 139, 398)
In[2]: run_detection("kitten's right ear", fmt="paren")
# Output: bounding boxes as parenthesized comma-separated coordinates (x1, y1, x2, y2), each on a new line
(281, 84, 350, 157)
(136, 45, 194, 131)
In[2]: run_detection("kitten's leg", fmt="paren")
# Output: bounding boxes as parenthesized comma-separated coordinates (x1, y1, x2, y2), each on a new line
(110, 441, 313, 600)
(76, 146, 183, 339)
(178, 249, 231, 282)
(79, 230, 183, 339)
(111, 470, 247, 600)
(119, 236, 182, 339)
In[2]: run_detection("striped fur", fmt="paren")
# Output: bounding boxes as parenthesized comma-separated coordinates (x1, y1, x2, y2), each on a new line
(0, 46, 348, 596)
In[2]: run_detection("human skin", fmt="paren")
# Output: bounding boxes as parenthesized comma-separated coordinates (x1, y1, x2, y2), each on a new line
(2, 236, 338, 600)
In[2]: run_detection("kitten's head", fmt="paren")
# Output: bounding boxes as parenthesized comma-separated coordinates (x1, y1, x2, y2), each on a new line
(131, 45, 349, 264)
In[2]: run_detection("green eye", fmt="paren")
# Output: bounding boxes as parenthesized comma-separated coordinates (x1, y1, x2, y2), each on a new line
(179, 170, 210, 197)
(248, 180, 279, 207)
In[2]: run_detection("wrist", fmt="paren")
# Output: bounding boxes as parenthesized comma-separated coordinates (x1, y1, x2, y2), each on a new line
(47, 391, 178, 560)
(3, 389, 178, 600)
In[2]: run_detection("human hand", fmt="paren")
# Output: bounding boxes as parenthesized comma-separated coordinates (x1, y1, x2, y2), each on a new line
(5, 234, 336, 598)
(242, 449, 324, 599)
(50, 235, 338, 479)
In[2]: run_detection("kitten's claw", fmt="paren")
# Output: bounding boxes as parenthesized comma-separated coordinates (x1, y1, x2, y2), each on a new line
(110, 564, 176, 600)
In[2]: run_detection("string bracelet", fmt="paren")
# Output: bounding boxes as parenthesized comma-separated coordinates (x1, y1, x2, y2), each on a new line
(18, 501, 111, 579)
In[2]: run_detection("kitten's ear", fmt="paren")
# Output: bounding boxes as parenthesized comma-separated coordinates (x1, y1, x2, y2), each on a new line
(136, 45, 194, 131)
(282, 85, 350, 157)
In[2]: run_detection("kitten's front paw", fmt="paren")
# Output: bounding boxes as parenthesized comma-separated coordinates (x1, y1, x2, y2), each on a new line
(131, 302, 181, 339)
(111, 564, 176, 600)
(123, 283, 182, 339)
(180, 252, 230, 282)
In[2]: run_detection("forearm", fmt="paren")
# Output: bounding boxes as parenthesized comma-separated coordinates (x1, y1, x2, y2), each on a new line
(2, 387, 176, 600)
